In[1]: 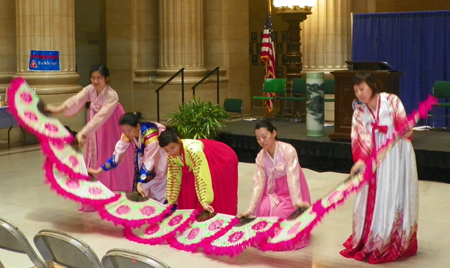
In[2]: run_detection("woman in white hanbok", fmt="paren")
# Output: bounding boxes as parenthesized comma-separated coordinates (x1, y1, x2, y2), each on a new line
(340, 73, 418, 264)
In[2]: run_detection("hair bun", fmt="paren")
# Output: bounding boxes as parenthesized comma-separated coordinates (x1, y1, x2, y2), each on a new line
(134, 111, 142, 120)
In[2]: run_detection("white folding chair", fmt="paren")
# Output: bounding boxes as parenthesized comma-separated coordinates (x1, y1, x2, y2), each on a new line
(33, 229, 103, 268)
(102, 248, 169, 268)
(0, 217, 47, 268)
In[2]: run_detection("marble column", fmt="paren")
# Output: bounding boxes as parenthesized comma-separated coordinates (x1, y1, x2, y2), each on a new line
(132, 0, 159, 85)
(301, 0, 352, 72)
(15, 0, 83, 129)
(300, 0, 351, 121)
(155, 0, 207, 84)
(0, 0, 16, 92)
(15, 0, 81, 92)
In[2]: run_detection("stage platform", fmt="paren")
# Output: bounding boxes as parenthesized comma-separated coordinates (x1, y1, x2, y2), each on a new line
(217, 120, 450, 184)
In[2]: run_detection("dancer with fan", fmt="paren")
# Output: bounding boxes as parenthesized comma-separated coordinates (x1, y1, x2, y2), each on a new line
(238, 119, 311, 249)
(88, 112, 167, 203)
(158, 127, 239, 215)
(340, 72, 419, 264)
(46, 64, 134, 211)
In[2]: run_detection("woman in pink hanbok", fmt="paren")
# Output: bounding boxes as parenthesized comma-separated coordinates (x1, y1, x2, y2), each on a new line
(340, 72, 418, 264)
(46, 64, 134, 211)
(239, 120, 311, 249)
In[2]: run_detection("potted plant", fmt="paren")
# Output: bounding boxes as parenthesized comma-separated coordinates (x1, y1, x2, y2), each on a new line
(166, 98, 231, 139)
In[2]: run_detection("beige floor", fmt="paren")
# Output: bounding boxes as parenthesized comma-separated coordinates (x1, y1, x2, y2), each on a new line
(0, 147, 449, 268)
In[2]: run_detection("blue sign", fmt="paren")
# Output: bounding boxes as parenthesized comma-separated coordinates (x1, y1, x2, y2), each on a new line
(28, 50, 60, 71)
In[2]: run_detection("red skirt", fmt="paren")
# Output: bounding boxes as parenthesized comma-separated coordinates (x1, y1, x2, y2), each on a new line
(176, 140, 238, 216)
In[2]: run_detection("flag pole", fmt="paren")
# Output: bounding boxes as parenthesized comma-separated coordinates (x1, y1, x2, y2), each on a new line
(261, 0, 276, 117)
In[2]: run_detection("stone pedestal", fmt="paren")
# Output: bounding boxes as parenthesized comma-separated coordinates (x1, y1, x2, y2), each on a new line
(306, 72, 324, 137)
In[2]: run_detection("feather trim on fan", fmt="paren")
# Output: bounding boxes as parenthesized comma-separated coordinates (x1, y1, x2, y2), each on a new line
(7, 77, 74, 144)
(123, 209, 199, 245)
(202, 216, 281, 257)
(43, 158, 117, 206)
(169, 212, 239, 253)
(96, 191, 174, 228)
(41, 140, 90, 180)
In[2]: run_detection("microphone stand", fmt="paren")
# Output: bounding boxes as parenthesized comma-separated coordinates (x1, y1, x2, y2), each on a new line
(362, 38, 379, 70)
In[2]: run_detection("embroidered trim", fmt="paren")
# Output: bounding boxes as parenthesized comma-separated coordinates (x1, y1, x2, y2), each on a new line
(101, 155, 118, 171)
(186, 146, 209, 205)
(166, 160, 182, 204)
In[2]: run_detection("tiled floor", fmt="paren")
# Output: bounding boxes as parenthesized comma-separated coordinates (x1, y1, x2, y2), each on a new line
(0, 146, 449, 267)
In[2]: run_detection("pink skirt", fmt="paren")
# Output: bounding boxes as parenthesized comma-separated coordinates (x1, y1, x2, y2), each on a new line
(85, 104, 135, 192)
(176, 140, 239, 215)
(256, 168, 311, 219)
(256, 168, 312, 250)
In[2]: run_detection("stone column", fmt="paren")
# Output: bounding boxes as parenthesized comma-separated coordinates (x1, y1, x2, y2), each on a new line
(132, 0, 159, 85)
(15, 0, 82, 129)
(15, 0, 81, 91)
(301, 0, 352, 72)
(0, 1, 16, 92)
(300, 0, 351, 121)
(155, 0, 207, 84)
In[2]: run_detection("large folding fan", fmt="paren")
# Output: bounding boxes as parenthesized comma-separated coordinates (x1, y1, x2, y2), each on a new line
(96, 191, 174, 228)
(169, 212, 240, 253)
(43, 158, 116, 206)
(7, 77, 74, 144)
(41, 140, 90, 180)
(124, 209, 199, 245)
(202, 216, 281, 257)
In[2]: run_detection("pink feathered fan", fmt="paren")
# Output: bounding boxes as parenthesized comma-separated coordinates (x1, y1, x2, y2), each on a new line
(124, 209, 199, 245)
(43, 159, 116, 206)
(7, 77, 74, 144)
(95, 191, 175, 228)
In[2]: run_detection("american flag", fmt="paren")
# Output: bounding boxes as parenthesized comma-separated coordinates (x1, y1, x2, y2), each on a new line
(260, 2, 277, 112)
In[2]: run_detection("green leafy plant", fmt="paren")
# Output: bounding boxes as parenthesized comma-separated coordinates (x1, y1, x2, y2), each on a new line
(166, 98, 231, 139)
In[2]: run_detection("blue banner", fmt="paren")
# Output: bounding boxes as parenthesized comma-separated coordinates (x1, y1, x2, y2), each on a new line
(28, 50, 60, 71)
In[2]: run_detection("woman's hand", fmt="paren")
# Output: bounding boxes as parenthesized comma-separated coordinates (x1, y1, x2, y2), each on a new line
(77, 133, 87, 148)
(350, 159, 366, 177)
(237, 210, 254, 218)
(202, 204, 214, 213)
(87, 167, 103, 176)
(137, 182, 147, 198)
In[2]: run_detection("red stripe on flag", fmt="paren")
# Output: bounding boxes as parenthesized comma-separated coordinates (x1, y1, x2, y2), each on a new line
(260, 3, 277, 113)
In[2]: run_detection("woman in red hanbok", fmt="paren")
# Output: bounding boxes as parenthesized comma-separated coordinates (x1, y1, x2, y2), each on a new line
(158, 127, 239, 216)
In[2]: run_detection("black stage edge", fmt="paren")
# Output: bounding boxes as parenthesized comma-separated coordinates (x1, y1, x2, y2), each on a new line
(217, 121, 450, 184)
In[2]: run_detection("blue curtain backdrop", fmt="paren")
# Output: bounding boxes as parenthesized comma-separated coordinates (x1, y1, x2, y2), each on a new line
(352, 11, 450, 127)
